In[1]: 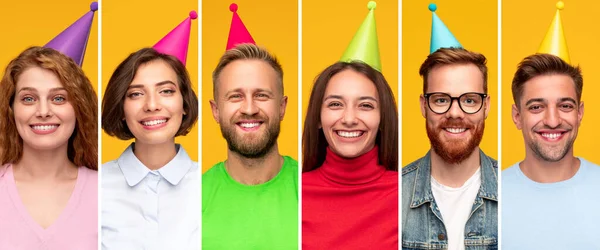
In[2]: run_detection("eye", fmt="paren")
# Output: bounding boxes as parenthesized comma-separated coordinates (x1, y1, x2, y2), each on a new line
(52, 95, 67, 103)
(359, 103, 375, 109)
(22, 96, 36, 103)
(127, 92, 143, 98)
(327, 102, 342, 108)
(528, 105, 543, 112)
(559, 103, 575, 111)
(255, 93, 270, 100)
(228, 94, 243, 101)
(160, 89, 176, 95)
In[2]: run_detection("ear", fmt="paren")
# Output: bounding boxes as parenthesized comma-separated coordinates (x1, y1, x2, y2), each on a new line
(279, 95, 288, 121)
(484, 95, 491, 119)
(578, 101, 584, 124)
(512, 104, 522, 130)
(209, 100, 220, 124)
(419, 94, 427, 118)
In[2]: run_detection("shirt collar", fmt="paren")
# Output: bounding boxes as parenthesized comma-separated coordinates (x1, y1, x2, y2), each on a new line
(410, 149, 498, 208)
(117, 143, 193, 186)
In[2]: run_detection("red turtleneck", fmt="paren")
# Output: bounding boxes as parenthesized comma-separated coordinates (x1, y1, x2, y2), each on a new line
(302, 146, 398, 249)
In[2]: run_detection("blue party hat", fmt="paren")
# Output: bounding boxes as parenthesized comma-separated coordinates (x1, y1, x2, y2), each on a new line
(429, 3, 462, 54)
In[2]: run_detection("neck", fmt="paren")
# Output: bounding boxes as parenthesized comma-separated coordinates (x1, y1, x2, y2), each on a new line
(430, 147, 480, 188)
(13, 143, 76, 180)
(133, 140, 178, 171)
(225, 143, 283, 185)
(520, 148, 579, 183)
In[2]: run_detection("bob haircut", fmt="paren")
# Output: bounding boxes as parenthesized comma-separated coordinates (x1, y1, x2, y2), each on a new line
(0, 46, 98, 170)
(102, 48, 198, 140)
(302, 61, 398, 172)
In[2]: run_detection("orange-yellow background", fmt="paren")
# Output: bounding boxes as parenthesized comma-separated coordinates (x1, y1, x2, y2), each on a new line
(102, 0, 198, 163)
(0, 1, 98, 92)
(202, 0, 298, 172)
(501, 0, 600, 169)
(402, 0, 498, 166)
(302, 0, 399, 160)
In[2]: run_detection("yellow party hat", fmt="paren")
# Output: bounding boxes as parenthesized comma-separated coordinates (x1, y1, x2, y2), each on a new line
(537, 1, 570, 63)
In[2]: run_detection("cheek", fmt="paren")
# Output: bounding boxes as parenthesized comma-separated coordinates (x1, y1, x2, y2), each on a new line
(319, 109, 338, 130)
(123, 100, 141, 120)
(363, 111, 380, 130)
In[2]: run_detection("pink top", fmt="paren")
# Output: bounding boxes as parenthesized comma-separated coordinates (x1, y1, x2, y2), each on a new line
(0, 164, 98, 249)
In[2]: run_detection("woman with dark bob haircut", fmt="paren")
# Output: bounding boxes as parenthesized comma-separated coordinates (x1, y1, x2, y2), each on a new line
(101, 48, 199, 248)
(302, 61, 398, 249)
(0, 46, 98, 248)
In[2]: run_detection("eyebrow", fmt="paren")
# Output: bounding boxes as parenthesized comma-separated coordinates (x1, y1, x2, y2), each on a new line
(224, 88, 274, 96)
(324, 95, 379, 102)
(559, 97, 577, 104)
(17, 87, 66, 94)
(127, 80, 176, 90)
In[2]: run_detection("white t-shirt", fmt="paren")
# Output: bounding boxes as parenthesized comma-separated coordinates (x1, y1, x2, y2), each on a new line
(431, 168, 481, 250)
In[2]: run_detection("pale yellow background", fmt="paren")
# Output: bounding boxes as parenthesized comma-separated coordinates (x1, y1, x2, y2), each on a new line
(402, 0, 498, 166)
(302, 0, 399, 157)
(202, 0, 298, 172)
(102, 0, 198, 163)
(0, 1, 98, 92)
(502, 0, 600, 169)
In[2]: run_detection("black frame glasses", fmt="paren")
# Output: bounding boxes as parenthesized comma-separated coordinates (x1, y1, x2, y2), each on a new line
(423, 92, 488, 114)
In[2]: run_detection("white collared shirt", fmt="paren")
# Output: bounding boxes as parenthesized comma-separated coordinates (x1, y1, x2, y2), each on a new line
(101, 143, 199, 250)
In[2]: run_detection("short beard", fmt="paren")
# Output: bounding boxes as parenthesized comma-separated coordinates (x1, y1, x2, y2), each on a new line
(529, 136, 574, 162)
(220, 116, 280, 159)
(426, 118, 485, 164)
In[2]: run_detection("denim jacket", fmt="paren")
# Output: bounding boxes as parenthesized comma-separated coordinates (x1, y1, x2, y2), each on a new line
(402, 150, 498, 250)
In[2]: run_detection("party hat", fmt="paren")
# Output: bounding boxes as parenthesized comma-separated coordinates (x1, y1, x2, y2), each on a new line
(44, 2, 98, 66)
(340, 1, 381, 72)
(537, 1, 570, 64)
(153, 11, 198, 65)
(429, 3, 462, 54)
(226, 3, 256, 50)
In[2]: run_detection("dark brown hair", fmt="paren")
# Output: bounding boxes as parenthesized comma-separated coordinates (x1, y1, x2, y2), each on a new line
(102, 48, 198, 140)
(512, 53, 583, 108)
(419, 47, 488, 94)
(302, 61, 398, 172)
(0, 46, 98, 170)
(212, 43, 284, 98)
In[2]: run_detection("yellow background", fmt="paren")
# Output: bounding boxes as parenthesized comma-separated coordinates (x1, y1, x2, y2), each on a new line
(202, 0, 298, 172)
(102, 0, 198, 163)
(0, 0, 98, 92)
(402, 0, 498, 166)
(302, 0, 399, 158)
(502, 0, 600, 169)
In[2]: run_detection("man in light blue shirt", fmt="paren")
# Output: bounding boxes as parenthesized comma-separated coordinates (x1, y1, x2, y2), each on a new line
(502, 53, 600, 249)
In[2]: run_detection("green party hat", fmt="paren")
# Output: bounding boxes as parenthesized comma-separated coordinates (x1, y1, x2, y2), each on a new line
(340, 1, 381, 72)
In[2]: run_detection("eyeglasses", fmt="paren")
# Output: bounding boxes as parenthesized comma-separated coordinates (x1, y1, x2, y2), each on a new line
(423, 92, 487, 114)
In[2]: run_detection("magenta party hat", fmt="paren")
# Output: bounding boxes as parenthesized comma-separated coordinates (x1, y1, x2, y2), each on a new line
(226, 3, 256, 50)
(44, 2, 98, 66)
(153, 11, 198, 65)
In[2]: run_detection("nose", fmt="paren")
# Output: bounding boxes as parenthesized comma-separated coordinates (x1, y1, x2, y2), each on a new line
(240, 98, 259, 115)
(445, 99, 465, 119)
(341, 107, 358, 126)
(543, 106, 562, 128)
(143, 92, 162, 112)
(35, 100, 53, 118)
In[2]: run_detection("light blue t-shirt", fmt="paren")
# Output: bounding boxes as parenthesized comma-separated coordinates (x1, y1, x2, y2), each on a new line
(502, 158, 600, 249)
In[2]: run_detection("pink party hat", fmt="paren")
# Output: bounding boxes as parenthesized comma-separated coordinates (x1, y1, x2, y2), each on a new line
(45, 2, 98, 66)
(226, 3, 255, 50)
(153, 11, 198, 65)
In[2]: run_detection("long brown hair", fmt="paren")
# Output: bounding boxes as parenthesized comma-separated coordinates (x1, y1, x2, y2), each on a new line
(302, 61, 398, 172)
(0, 46, 98, 170)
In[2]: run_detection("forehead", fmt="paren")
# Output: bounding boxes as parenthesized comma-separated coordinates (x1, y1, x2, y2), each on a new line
(325, 69, 378, 98)
(521, 74, 577, 103)
(16, 66, 63, 90)
(217, 59, 279, 93)
(427, 64, 484, 95)
(131, 59, 178, 86)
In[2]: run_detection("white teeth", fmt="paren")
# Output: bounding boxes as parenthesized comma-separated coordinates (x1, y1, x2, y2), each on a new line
(239, 123, 260, 128)
(31, 125, 58, 131)
(337, 131, 363, 138)
(541, 133, 562, 139)
(445, 128, 467, 134)
(142, 119, 167, 126)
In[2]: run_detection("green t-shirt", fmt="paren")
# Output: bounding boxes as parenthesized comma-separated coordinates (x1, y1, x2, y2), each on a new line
(202, 156, 298, 250)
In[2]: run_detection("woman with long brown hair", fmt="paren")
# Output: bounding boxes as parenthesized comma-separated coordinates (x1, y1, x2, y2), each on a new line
(302, 61, 398, 249)
(0, 46, 98, 249)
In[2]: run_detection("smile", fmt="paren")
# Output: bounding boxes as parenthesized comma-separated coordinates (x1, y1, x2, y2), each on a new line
(336, 130, 364, 138)
(537, 131, 566, 141)
(236, 121, 263, 131)
(30, 124, 59, 135)
(141, 119, 167, 126)
(444, 128, 467, 134)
